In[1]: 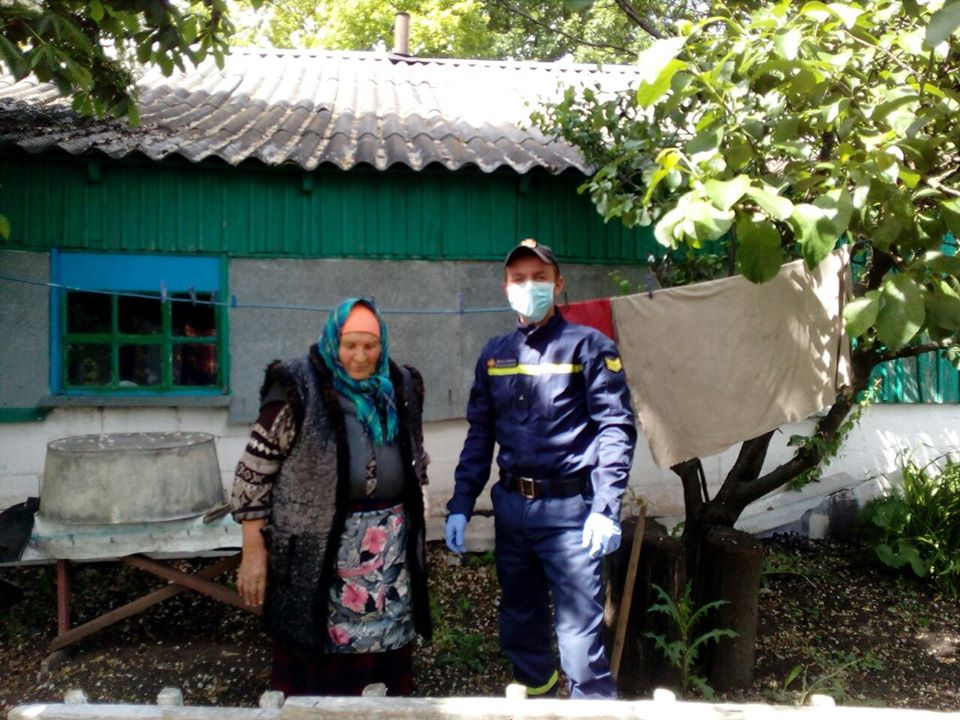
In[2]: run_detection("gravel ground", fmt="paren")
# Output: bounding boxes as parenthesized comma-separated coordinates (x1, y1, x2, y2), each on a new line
(1, 537, 958, 713)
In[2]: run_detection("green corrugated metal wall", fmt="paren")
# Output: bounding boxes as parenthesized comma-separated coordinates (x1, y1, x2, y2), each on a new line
(870, 352, 960, 403)
(0, 152, 655, 263)
(3, 150, 958, 405)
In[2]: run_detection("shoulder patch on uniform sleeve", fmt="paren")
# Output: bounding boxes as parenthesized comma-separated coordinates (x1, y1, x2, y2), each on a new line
(604, 356, 623, 373)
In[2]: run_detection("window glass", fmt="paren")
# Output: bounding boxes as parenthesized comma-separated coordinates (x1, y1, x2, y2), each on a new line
(176, 342, 218, 386)
(118, 295, 162, 335)
(67, 344, 111, 386)
(119, 344, 163, 387)
(66, 292, 111, 333)
(172, 292, 215, 336)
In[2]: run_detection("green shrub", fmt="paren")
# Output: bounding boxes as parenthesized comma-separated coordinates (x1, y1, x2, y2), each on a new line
(860, 451, 960, 597)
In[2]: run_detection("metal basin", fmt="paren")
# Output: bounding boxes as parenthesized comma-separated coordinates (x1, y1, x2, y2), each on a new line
(40, 432, 224, 524)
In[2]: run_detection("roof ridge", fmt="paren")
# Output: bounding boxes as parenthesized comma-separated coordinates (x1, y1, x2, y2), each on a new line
(223, 46, 641, 73)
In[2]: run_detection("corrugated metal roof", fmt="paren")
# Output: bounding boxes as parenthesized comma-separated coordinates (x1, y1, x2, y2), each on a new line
(0, 48, 640, 174)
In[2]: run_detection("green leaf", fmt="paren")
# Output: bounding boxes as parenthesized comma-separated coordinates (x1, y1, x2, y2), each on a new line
(827, 2, 863, 28)
(940, 199, 960, 237)
(899, 167, 921, 189)
(745, 186, 793, 220)
(736, 218, 783, 283)
(636, 58, 686, 108)
(89, 0, 104, 22)
(636, 36, 687, 83)
(686, 199, 735, 242)
(182, 15, 200, 44)
(843, 291, 880, 337)
(774, 28, 802, 60)
(685, 127, 723, 157)
(924, 251, 960, 275)
(876, 274, 925, 349)
(925, 2, 960, 49)
(800, 2, 832, 22)
(925, 283, 960, 331)
(703, 175, 751, 211)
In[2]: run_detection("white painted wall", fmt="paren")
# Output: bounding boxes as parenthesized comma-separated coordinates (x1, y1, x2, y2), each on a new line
(2, 404, 959, 536)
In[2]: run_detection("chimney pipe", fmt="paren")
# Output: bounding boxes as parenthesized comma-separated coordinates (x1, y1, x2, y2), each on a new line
(393, 12, 410, 55)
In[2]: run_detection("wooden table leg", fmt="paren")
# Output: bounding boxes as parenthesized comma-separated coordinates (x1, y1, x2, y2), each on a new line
(122, 554, 255, 613)
(55, 559, 70, 635)
(49, 554, 251, 653)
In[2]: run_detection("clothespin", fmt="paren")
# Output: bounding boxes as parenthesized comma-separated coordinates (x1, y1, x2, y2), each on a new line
(188, 286, 197, 305)
(160, 280, 168, 303)
(457, 291, 464, 315)
(230, 294, 238, 308)
(645, 255, 657, 299)
(210, 289, 218, 306)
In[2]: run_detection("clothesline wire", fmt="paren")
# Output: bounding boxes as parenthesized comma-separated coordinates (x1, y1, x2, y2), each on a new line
(0, 274, 514, 315)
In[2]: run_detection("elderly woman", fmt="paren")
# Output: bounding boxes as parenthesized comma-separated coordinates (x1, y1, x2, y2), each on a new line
(230, 297, 431, 696)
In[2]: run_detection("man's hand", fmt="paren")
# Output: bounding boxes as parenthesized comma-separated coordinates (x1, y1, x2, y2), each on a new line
(445, 513, 468, 554)
(581, 512, 622, 558)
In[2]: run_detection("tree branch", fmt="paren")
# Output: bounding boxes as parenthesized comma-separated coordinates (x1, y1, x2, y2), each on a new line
(879, 339, 954, 363)
(722, 431, 775, 487)
(613, 0, 664, 39)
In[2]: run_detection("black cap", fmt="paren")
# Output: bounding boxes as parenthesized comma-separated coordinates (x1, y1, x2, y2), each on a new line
(504, 238, 560, 271)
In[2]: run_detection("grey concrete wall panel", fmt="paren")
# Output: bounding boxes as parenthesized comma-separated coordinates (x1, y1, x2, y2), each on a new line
(0, 250, 49, 407)
(229, 258, 647, 424)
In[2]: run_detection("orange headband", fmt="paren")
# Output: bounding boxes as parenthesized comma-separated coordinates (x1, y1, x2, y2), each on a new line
(341, 304, 381, 337)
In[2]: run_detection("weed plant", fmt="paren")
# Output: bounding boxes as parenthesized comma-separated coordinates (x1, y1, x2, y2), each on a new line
(644, 582, 737, 700)
(765, 649, 884, 706)
(860, 450, 960, 597)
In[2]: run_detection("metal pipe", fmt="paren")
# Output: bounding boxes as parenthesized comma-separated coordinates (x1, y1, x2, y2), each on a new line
(394, 12, 410, 55)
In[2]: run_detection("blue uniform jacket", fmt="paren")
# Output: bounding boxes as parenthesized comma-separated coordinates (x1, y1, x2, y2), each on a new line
(448, 311, 637, 522)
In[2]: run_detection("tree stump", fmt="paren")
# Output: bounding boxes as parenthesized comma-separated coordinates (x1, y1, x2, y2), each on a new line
(605, 519, 684, 696)
(699, 526, 762, 692)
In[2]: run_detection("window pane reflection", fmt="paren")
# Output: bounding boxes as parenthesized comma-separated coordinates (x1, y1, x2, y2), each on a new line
(119, 344, 163, 387)
(175, 343, 218, 386)
(67, 344, 110, 386)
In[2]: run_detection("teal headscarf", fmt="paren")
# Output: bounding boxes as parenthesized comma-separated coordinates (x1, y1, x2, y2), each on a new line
(317, 298, 398, 445)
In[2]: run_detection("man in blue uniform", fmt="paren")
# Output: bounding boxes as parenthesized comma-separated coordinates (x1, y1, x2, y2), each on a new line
(445, 239, 637, 699)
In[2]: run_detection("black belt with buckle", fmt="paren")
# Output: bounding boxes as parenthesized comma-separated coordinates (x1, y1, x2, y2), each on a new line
(501, 472, 588, 499)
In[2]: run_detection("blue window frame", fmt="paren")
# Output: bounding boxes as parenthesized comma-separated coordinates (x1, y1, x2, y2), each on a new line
(51, 251, 228, 396)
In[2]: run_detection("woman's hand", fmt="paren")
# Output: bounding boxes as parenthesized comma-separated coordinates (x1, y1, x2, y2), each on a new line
(237, 518, 268, 607)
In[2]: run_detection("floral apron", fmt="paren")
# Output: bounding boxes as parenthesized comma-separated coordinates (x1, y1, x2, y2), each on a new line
(325, 503, 416, 653)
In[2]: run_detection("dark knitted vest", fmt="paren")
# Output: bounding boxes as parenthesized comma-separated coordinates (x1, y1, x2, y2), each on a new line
(260, 346, 431, 654)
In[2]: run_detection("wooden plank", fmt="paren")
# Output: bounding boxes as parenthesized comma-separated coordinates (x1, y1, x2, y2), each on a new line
(9, 697, 960, 720)
(9, 705, 278, 719)
(50, 555, 242, 652)
(609, 504, 645, 681)
(122, 554, 256, 613)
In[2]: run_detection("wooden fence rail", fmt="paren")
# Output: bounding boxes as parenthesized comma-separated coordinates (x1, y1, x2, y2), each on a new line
(8, 687, 960, 720)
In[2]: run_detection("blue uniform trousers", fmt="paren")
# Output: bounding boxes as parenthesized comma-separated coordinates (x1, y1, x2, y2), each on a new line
(491, 481, 616, 699)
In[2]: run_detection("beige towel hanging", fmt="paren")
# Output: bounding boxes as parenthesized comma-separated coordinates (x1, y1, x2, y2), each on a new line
(611, 248, 851, 468)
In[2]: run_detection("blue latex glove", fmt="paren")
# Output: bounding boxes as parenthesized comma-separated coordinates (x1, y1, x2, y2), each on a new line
(582, 512, 622, 558)
(445, 513, 467, 554)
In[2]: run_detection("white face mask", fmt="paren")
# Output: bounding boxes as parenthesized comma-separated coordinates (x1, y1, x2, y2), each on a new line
(506, 280, 556, 323)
